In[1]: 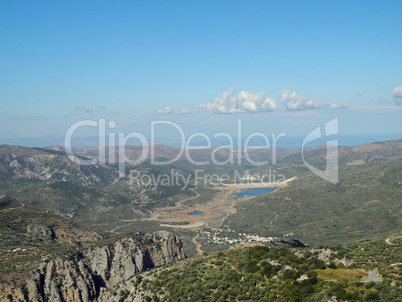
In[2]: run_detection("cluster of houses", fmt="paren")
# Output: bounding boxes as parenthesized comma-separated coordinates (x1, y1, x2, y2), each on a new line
(199, 229, 279, 246)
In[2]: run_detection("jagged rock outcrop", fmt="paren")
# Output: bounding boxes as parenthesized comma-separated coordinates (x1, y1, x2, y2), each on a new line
(27, 259, 98, 302)
(90, 231, 185, 288)
(1, 231, 185, 302)
(26, 223, 56, 241)
(91, 246, 111, 281)
(144, 231, 185, 265)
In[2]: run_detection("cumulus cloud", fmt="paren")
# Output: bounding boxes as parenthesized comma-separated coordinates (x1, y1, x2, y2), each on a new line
(196, 89, 277, 114)
(280, 90, 320, 111)
(155, 106, 173, 115)
(175, 108, 190, 115)
(327, 102, 349, 109)
(393, 86, 402, 105)
(75, 105, 105, 113)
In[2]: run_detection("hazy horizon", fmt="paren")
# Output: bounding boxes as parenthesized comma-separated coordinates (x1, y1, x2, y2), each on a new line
(1, 133, 400, 149)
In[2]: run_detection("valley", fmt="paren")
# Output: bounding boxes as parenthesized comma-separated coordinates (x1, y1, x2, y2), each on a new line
(0, 139, 401, 301)
(1, 139, 401, 254)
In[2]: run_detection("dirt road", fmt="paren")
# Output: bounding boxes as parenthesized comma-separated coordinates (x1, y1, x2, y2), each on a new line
(192, 233, 203, 256)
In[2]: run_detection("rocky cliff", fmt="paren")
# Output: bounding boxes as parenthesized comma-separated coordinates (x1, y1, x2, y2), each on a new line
(0, 231, 185, 302)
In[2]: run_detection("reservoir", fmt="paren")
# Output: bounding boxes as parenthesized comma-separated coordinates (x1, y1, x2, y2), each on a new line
(233, 187, 275, 197)
(187, 210, 204, 216)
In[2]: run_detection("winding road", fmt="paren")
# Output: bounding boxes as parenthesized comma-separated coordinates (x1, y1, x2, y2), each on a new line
(192, 233, 203, 256)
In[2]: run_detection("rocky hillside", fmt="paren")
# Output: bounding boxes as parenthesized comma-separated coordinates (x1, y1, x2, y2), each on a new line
(0, 196, 102, 247)
(105, 238, 401, 301)
(0, 196, 185, 302)
(0, 144, 119, 186)
(0, 231, 185, 302)
(0, 145, 195, 224)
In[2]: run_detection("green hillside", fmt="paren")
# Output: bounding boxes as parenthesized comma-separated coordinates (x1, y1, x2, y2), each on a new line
(127, 237, 402, 301)
(225, 159, 402, 246)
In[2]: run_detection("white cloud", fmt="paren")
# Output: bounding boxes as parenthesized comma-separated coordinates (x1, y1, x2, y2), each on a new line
(280, 89, 320, 111)
(196, 89, 277, 114)
(327, 102, 349, 109)
(393, 85, 402, 105)
(155, 106, 173, 115)
(175, 108, 190, 115)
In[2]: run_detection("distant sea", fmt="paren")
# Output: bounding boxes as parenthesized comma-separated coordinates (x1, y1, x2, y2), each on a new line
(0, 134, 400, 149)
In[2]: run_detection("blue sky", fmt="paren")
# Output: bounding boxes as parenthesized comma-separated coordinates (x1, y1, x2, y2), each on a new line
(0, 0, 401, 147)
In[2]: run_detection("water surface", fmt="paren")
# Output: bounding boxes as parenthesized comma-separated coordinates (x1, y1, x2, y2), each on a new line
(187, 210, 204, 216)
(233, 187, 275, 197)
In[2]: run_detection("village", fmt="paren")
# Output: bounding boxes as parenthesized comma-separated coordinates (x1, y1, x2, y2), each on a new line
(199, 228, 280, 246)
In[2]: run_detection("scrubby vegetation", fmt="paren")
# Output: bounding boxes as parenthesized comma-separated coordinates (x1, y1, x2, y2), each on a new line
(137, 238, 402, 301)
